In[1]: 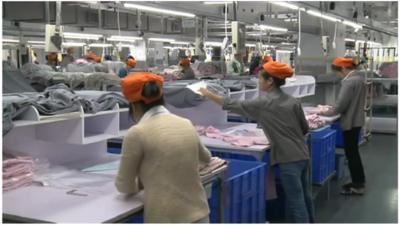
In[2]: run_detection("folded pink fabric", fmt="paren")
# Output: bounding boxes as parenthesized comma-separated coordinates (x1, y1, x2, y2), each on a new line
(199, 157, 227, 176)
(199, 126, 269, 147)
(3, 173, 34, 192)
(305, 114, 326, 129)
(3, 156, 35, 192)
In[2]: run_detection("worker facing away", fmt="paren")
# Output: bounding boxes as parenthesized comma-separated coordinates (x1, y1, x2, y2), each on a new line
(227, 53, 245, 76)
(319, 57, 366, 195)
(178, 58, 195, 80)
(86, 51, 101, 63)
(46, 52, 58, 71)
(199, 61, 315, 223)
(116, 72, 212, 223)
(118, 56, 137, 78)
(60, 47, 75, 68)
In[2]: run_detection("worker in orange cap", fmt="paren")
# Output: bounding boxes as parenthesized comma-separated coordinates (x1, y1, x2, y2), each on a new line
(199, 61, 314, 223)
(116, 72, 212, 223)
(118, 56, 137, 78)
(177, 57, 195, 80)
(46, 52, 58, 71)
(319, 57, 366, 195)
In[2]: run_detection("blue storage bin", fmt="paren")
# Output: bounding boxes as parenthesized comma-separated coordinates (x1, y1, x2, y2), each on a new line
(331, 122, 362, 148)
(209, 159, 266, 223)
(309, 128, 336, 184)
(126, 212, 144, 223)
(107, 147, 122, 154)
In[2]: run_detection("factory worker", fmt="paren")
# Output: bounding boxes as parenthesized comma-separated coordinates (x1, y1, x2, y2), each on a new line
(178, 58, 195, 80)
(319, 57, 366, 195)
(116, 72, 212, 223)
(118, 56, 137, 78)
(86, 51, 101, 63)
(61, 47, 75, 68)
(46, 52, 58, 71)
(199, 61, 314, 223)
(227, 53, 245, 76)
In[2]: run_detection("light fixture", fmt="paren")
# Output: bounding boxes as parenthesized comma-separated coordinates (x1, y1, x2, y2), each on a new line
(124, 3, 195, 18)
(62, 42, 86, 47)
(27, 41, 45, 44)
(148, 38, 175, 42)
(88, 43, 112, 47)
(306, 10, 340, 22)
(63, 32, 102, 40)
(117, 43, 134, 48)
(205, 41, 222, 47)
(203, 1, 233, 5)
(281, 42, 295, 45)
(257, 24, 288, 32)
(30, 45, 45, 49)
(245, 43, 256, 47)
(107, 35, 143, 42)
(3, 39, 19, 43)
(342, 20, 363, 30)
(270, 2, 306, 11)
(345, 38, 356, 42)
(276, 50, 294, 53)
(262, 44, 275, 48)
(247, 33, 264, 36)
(171, 41, 190, 45)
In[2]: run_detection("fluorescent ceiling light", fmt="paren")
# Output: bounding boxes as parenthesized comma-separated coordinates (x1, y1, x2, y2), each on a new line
(62, 42, 86, 47)
(124, 3, 195, 18)
(270, 2, 306, 11)
(3, 39, 19, 43)
(345, 38, 355, 42)
(117, 44, 134, 48)
(107, 35, 143, 42)
(281, 42, 295, 45)
(342, 20, 363, 29)
(277, 50, 294, 53)
(148, 38, 175, 42)
(205, 41, 222, 47)
(248, 33, 264, 36)
(89, 43, 112, 47)
(307, 10, 340, 22)
(245, 44, 256, 47)
(258, 24, 288, 32)
(27, 41, 45, 44)
(171, 41, 190, 45)
(63, 32, 102, 40)
(203, 1, 233, 5)
(30, 45, 45, 48)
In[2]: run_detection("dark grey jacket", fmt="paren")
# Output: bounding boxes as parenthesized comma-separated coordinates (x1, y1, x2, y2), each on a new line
(223, 89, 310, 165)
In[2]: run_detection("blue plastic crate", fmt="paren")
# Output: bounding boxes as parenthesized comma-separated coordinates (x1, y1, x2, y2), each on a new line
(309, 128, 336, 184)
(331, 122, 362, 148)
(107, 147, 122, 154)
(209, 159, 267, 223)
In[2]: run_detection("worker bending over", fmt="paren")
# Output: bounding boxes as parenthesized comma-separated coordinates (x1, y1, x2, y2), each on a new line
(199, 61, 314, 223)
(178, 58, 195, 80)
(118, 56, 137, 78)
(116, 72, 212, 223)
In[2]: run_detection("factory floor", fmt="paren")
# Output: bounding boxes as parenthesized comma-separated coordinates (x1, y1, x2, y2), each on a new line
(314, 134, 398, 223)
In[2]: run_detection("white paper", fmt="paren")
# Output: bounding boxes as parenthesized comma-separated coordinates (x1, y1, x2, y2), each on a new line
(186, 81, 208, 95)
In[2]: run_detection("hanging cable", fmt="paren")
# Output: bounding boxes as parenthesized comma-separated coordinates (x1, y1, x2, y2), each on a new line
(297, 8, 302, 56)
(333, 22, 337, 50)
(224, 2, 228, 39)
(116, 3, 122, 60)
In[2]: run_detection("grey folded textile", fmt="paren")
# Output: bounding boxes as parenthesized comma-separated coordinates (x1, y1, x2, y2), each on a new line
(221, 80, 244, 91)
(66, 63, 96, 73)
(3, 69, 36, 93)
(102, 61, 124, 74)
(85, 73, 121, 91)
(20, 63, 54, 78)
(3, 93, 37, 135)
(75, 90, 128, 113)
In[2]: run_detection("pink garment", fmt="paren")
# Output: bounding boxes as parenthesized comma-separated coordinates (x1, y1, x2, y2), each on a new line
(305, 105, 333, 115)
(200, 126, 269, 147)
(3, 156, 35, 192)
(305, 114, 326, 129)
(199, 157, 227, 176)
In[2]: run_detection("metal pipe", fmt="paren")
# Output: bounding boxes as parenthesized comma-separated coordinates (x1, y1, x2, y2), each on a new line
(233, 1, 237, 21)
(56, 1, 61, 28)
(45, 2, 51, 24)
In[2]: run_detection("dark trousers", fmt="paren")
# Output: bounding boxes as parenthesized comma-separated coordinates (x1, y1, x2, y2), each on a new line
(343, 127, 365, 187)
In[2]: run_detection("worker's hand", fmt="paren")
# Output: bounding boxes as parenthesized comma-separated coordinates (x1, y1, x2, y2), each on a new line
(198, 88, 210, 97)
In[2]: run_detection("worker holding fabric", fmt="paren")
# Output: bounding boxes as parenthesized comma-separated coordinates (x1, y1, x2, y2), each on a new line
(178, 58, 195, 80)
(199, 61, 314, 223)
(116, 72, 212, 223)
(319, 57, 366, 195)
(118, 56, 137, 78)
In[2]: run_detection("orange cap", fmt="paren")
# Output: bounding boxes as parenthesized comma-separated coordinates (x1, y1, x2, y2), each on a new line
(95, 56, 102, 63)
(47, 52, 58, 61)
(127, 58, 137, 68)
(332, 57, 354, 69)
(86, 52, 98, 61)
(122, 72, 164, 104)
(263, 56, 273, 63)
(262, 61, 294, 79)
(179, 58, 191, 66)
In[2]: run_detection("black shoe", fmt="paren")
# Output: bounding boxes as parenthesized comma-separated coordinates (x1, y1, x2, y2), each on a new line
(342, 183, 353, 189)
(341, 186, 365, 195)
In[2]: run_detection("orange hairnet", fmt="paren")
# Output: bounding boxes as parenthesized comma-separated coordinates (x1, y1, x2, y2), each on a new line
(179, 58, 191, 66)
(86, 52, 98, 61)
(47, 52, 58, 62)
(332, 57, 354, 69)
(122, 72, 164, 104)
(127, 58, 137, 68)
(263, 61, 294, 80)
(263, 56, 273, 64)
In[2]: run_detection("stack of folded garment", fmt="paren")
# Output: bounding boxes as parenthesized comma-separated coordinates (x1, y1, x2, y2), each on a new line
(305, 105, 333, 115)
(199, 157, 227, 176)
(305, 114, 326, 130)
(3, 156, 35, 192)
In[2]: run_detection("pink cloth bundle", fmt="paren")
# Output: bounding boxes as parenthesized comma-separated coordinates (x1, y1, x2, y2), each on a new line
(199, 157, 227, 176)
(3, 156, 35, 192)
(306, 114, 326, 130)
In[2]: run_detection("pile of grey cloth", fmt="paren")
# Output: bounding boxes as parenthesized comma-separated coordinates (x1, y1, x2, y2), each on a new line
(164, 80, 227, 108)
(3, 83, 128, 136)
(20, 63, 122, 92)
